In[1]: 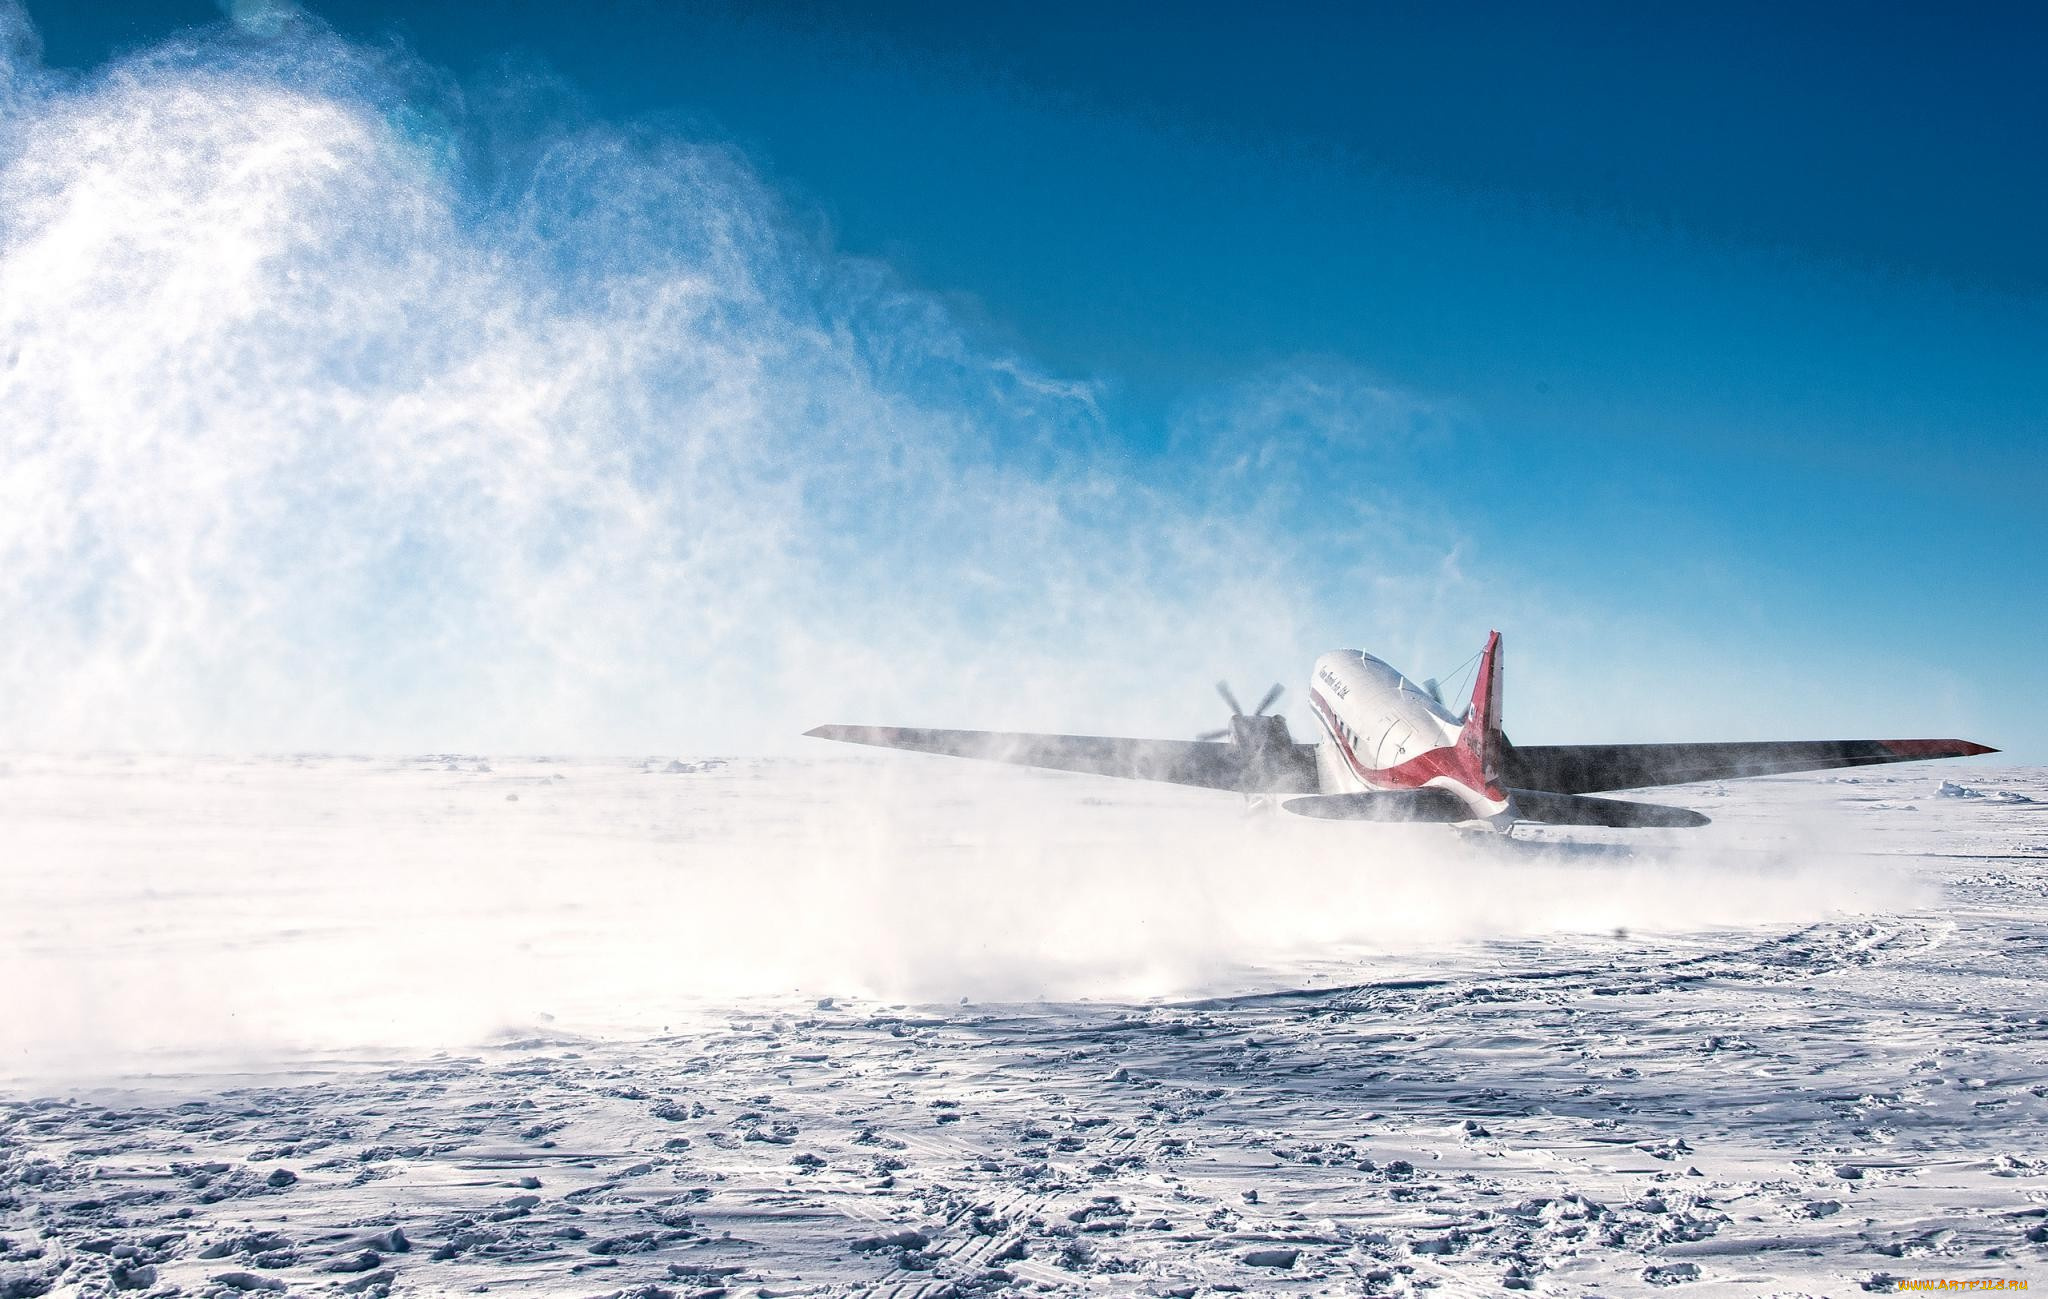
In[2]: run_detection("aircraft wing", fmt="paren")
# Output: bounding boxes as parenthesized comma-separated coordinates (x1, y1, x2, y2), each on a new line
(1504, 738, 1996, 795)
(804, 725, 1321, 794)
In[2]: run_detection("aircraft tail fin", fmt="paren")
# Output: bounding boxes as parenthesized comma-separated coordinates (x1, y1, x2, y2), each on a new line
(1460, 630, 1505, 794)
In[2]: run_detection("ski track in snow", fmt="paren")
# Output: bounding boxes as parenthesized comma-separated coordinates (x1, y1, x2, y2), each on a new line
(2, 757, 2046, 1297)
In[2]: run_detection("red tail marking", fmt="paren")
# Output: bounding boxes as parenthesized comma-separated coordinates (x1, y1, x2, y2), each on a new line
(1456, 630, 1507, 802)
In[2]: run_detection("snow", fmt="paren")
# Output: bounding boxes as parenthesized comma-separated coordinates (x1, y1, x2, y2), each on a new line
(2, 755, 2044, 1296)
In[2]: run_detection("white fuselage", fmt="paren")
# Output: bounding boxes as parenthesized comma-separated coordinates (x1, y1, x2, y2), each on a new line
(1305, 650, 1510, 820)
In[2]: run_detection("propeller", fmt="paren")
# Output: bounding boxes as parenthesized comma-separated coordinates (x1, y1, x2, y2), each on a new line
(1198, 680, 1286, 742)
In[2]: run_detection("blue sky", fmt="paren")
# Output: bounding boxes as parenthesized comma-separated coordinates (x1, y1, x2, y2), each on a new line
(18, 1, 2045, 757)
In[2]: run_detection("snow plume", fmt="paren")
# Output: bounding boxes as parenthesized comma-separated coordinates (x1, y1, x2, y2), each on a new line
(0, 3, 1432, 754)
(0, 754, 1929, 1076)
(0, 11, 1900, 1069)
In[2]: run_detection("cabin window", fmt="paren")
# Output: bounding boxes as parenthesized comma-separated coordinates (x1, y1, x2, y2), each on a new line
(1377, 723, 1415, 769)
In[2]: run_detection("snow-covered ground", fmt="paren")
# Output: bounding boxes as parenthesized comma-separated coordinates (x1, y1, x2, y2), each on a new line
(2, 754, 2044, 1296)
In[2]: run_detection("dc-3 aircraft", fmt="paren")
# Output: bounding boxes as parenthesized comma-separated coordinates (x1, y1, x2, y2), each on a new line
(807, 632, 1995, 832)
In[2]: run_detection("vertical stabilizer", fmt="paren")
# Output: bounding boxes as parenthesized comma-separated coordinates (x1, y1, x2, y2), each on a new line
(1460, 631, 1506, 797)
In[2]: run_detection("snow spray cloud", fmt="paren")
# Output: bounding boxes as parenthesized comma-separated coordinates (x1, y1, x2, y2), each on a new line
(0, 9, 1913, 1074)
(0, 3, 1484, 754)
(0, 752, 1927, 1077)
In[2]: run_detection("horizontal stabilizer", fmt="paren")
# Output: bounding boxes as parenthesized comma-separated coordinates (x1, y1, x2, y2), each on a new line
(1504, 738, 1996, 794)
(1510, 788, 1710, 828)
(1281, 789, 1474, 822)
(805, 725, 1320, 794)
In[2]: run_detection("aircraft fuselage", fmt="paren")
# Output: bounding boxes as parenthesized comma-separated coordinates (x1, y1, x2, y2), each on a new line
(1307, 649, 1512, 825)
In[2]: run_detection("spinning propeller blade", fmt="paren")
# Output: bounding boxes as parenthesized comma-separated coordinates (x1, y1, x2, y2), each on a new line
(1200, 679, 1288, 741)
(1215, 681, 1244, 717)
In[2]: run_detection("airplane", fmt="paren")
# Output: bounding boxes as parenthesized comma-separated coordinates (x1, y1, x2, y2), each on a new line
(805, 632, 1995, 832)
